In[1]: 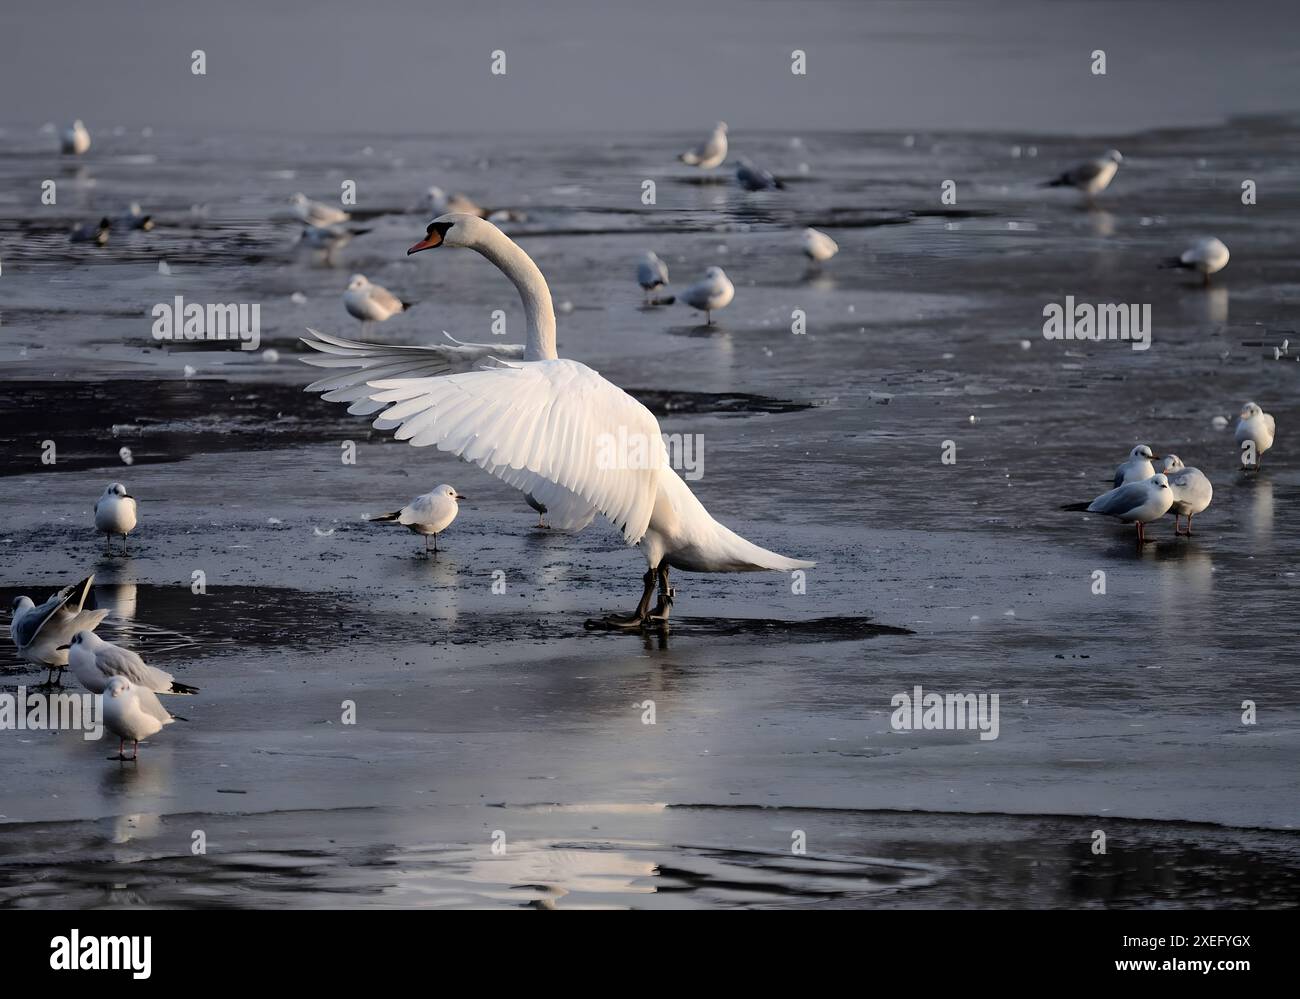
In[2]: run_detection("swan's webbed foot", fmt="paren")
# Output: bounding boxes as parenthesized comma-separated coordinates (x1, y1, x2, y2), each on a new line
(584, 569, 659, 631)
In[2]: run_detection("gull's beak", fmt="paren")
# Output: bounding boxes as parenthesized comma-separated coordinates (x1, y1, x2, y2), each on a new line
(407, 233, 443, 255)
(56, 644, 70, 651)
(455, 494, 467, 501)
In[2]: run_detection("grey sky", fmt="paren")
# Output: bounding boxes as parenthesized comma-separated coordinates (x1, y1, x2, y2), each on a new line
(2, 0, 1298, 135)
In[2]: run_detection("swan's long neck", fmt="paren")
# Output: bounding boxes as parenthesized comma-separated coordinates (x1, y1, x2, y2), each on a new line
(473, 228, 557, 360)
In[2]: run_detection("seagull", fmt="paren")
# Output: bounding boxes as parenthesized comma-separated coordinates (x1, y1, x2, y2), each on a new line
(1084, 473, 1173, 544)
(1113, 444, 1159, 487)
(802, 227, 839, 262)
(64, 631, 199, 695)
(370, 484, 463, 553)
(343, 274, 409, 325)
(291, 192, 350, 228)
(70, 218, 111, 246)
(1044, 149, 1122, 200)
(10, 575, 107, 685)
(678, 266, 735, 325)
(1162, 237, 1230, 286)
(61, 119, 91, 155)
(301, 214, 813, 626)
(101, 676, 176, 762)
(1235, 401, 1276, 468)
(736, 157, 784, 191)
(425, 187, 525, 224)
(679, 122, 728, 169)
(94, 482, 138, 555)
(637, 251, 672, 304)
(1152, 455, 1213, 535)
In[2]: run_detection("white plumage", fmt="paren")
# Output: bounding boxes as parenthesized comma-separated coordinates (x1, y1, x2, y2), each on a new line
(678, 266, 734, 324)
(802, 227, 839, 262)
(302, 214, 811, 625)
(291, 192, 350, 228)
(1235, 401, 1276, 467)
(679, 122, 728, 169)
(1113, 444, 1157, 487)
(102, 677, 176, 760)
(9, 575, 107, 681)
(371, 484, 463, 552)
(94, 482, 137, 553)
(343, 274, 406, 323)
(61, 120, 90, 155)
(67, 630, 198, 695)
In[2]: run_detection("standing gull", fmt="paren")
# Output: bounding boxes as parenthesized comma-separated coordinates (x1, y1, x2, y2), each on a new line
(1235, 401, 1276, 468)
(371, 484, 464, 553)
(1153, 455, 1213, 535)
(102, 677, 176, 762)
(679, 122, 728, 170)
(802, 227, 839, 263)
(1044, 149, 1122, 200)
(301, 214, 813, 626)
(1162, 237, 1230, 286)
(678, 266, 735, 326)
(344, 274, 409, 326)
(1085, 473, 1173, 544)
(636, 251, 672, 305)
(61, 120, 91, 155)
(65, 631, 199, 695)
(94, 482, 137, 554)
(291, 193, 351, 228)
(1113, 444, 1159, 487)
(10, 575, 107, 685)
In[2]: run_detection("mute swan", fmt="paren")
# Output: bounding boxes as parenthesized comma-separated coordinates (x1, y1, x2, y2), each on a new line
(301, 214, 813, 625)
(371, 484, 463, 553)
(1044, 149, 1122, 199)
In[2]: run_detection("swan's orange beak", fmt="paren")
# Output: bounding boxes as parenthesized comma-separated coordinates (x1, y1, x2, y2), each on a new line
(407, 232, 443, 255)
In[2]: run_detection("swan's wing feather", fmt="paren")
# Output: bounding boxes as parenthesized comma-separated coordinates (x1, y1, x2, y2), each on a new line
(367, 359, 665, 544)
(301, 328, 526, 396)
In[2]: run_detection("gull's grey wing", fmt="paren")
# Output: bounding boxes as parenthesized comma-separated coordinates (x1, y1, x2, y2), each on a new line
(135, 686, 174, 724)
(96, 643, 174, 691)
(370, 285, 405, 314)
(1087, 482, 1149, 518)
(1066, 160, 1105, 186)
(12, 574, 91, 649)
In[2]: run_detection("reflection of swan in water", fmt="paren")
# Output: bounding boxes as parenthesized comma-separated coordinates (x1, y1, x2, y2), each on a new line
(302, 215, 813, 627)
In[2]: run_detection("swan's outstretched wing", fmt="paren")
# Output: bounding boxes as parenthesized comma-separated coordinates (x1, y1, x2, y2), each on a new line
(365, 359, 667, 544)
(300, 328, 526, 416)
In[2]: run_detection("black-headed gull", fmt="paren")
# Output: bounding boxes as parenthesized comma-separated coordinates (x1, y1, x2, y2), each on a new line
(372, 484, 463, 553)
(1235, 401, 1276, 468)
(1045, 149, 1122, 200)
(679, 266, 734, 325)
(1085, 473, 1173, 544)
(679, 122, 728, 169)
(636, 251, 672, 304)
(343, 274, 408, 324)
(301, 214, 813, 626)
(1162, 237, 1230, 286)
(736, 157, 784, 191)
(94, 483, 137, 554)
(102, 677, 176, 762)
(1113, 444, 1159, 487)
(70, 218, 111, 246)
(1153, 455, 1213, 535)
(291, 192, 350, 228)
(10, 575, 107, 685)
(802, 227, 839, 262)
(61, 120, 90, 155)
(65, 631, 199, 695)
